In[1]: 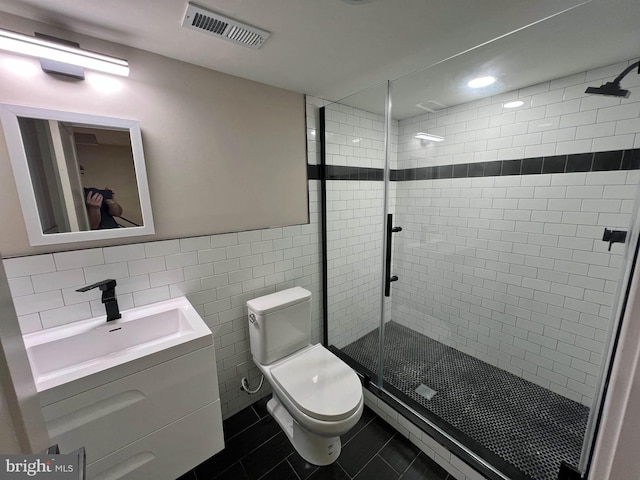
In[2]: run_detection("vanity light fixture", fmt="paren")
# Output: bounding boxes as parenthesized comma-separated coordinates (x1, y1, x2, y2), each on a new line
(468, 76, 496, 88)
(0, 28, 129, 76)
(415, 132, 444, 142)
(503, 100, 524, 109)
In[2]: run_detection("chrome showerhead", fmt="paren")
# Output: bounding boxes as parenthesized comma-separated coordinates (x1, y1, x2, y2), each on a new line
(585, 59, 639, 98)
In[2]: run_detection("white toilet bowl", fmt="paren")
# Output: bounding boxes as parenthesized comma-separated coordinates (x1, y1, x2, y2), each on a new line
(256, 344, 363, 465)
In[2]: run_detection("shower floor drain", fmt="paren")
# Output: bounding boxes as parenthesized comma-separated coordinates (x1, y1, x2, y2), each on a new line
(415, 384, 437, 400)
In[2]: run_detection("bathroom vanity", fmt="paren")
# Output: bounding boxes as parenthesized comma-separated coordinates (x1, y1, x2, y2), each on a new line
(23, 297, 224, 479)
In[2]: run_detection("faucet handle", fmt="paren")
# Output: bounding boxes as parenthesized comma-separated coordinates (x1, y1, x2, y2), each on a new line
(76, 279, 117, 293)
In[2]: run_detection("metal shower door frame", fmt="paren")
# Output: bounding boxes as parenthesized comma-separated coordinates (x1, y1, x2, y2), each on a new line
(368, 78, 640, 480)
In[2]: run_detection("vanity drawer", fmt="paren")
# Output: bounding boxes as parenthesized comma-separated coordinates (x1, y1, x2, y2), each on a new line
(87, 400, 224, 480)
(42, 345, 219, 464)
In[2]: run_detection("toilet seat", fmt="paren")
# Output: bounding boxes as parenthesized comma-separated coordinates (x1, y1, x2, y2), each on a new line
(271, 344, 362, 422)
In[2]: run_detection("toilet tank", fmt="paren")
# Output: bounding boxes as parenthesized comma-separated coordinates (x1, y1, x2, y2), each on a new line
(247, 287, 312, 365)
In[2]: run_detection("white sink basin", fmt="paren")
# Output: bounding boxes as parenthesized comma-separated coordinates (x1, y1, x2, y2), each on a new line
(23, 297, 212, 394)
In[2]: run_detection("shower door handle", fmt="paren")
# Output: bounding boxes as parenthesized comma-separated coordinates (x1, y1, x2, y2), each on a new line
(385, 213, 402, 297)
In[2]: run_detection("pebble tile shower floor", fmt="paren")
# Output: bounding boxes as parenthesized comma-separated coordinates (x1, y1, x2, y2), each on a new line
(341, 322, 590, 480)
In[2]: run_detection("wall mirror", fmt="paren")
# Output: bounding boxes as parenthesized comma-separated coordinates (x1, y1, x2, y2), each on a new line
(0, 104, 154, 246)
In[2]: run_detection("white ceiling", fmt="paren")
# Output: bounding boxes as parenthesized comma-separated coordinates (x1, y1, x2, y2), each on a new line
(0, 0, 638, 118)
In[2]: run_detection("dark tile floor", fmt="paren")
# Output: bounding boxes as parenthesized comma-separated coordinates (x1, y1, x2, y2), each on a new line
(177, 396, 458, 480)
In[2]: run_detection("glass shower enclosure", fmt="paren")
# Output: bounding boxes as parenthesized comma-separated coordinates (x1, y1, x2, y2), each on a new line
(319, 5, 640, 480)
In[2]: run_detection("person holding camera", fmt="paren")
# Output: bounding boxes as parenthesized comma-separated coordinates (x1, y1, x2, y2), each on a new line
(85, 187, 123, 230)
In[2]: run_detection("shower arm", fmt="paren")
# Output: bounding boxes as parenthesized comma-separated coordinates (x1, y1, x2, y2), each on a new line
(612, 60, 640, 85)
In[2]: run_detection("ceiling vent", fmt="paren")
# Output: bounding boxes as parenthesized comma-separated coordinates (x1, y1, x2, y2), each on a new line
(182, 3, 271, 49)
(416, 100, 447, 113)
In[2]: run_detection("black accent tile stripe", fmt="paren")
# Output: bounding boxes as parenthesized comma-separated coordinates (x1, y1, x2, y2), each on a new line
(593, 150, 623, 171)
(542, 155, 567, 174)
(468, 162, 485, 177)
(307, 164, 321, 180)
(622, 148, 640, 170)
(502, 159, 522, 176)
(522, 157, 542, 175)
(311, 149, 639, 182)
(566, 153, 593, 172)
(437, 164, 453, 179)
(453, 163, 468, 178)
(325, 165, 384, 181)
(484, 161, 502, 177)
(416, 167, 435, 180)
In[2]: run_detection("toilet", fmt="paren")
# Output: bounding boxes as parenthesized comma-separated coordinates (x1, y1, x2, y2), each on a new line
(247, 287, 363, 466)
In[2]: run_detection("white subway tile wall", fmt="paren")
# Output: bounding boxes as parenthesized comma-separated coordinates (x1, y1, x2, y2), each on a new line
(391, 171, 638, 405)
(4, 182, 322, 419)
(389, 60, 640, 405)
(397, 60, 640, 168)
(322, 101, 395, 347)
(324, 104, 386, 169)
(326, 179, 385, 348)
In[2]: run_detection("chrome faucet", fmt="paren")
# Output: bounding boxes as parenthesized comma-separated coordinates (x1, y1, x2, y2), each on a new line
(76, 279, 121, 321)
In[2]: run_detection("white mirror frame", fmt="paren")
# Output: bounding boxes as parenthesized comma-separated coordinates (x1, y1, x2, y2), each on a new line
(0, 104, 155, 246)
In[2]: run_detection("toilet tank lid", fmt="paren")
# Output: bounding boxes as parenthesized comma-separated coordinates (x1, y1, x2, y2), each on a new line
(247, 287, 311, 314)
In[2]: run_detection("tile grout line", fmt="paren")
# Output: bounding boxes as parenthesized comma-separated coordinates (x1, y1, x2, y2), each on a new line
(215, 428, 282, 479)
(238, 460, 251, 479)
(224, 413, 262, 443)
(242, 429, 283, 463)
(255, 457, 289, 480)
(342, 414, 376, 448)
(285, 456, 303, 480)
(348, 432, 397, 479)
(400, 455, 420, 480)
(377, 452, 404, 476)
(334, 461, 353, 480)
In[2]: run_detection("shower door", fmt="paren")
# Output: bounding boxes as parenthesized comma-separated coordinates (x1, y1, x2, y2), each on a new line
(322, 82, 390, 366)
(322, 5, 640, 479)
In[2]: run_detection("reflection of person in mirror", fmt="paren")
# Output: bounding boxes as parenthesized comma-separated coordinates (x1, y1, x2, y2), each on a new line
(85, 187, 123, 229)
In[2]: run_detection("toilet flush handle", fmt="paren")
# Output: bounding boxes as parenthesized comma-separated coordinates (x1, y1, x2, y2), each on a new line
(249, 313, 257, 324)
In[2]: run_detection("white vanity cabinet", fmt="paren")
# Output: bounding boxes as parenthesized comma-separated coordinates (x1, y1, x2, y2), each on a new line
(40, 343, 224, 479)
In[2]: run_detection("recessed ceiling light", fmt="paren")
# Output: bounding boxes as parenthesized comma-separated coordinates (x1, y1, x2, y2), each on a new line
(468, 76, 496, 88)
(504, 100, 524, 109)
(415, 132, 444, 142)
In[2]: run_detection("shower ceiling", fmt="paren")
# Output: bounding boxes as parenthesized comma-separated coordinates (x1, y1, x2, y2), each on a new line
(0, 0, 637, 117)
